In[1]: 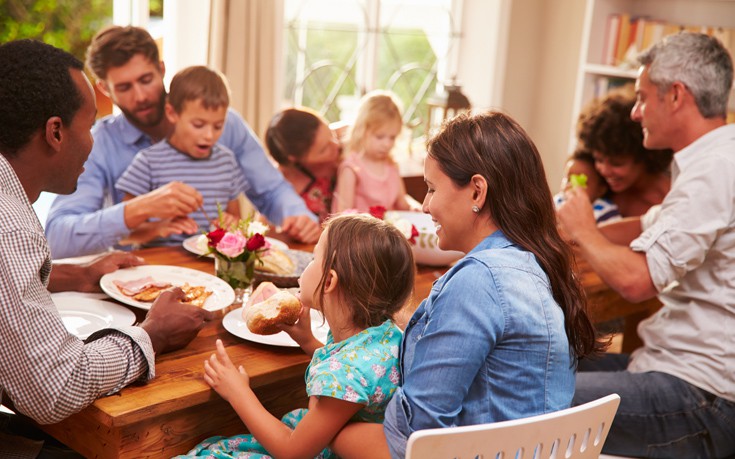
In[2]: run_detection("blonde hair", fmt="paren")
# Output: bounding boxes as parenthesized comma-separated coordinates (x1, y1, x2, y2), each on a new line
(348, 90, 403, 153)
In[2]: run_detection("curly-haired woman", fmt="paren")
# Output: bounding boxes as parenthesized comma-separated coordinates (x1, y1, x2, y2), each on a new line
(577, 85, 672, 218)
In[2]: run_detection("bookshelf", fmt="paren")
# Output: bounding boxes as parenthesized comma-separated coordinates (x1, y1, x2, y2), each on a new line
(570, 0, 735, 151)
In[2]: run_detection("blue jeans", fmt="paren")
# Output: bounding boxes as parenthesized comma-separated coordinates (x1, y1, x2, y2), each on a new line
(574, 354, 735, 458)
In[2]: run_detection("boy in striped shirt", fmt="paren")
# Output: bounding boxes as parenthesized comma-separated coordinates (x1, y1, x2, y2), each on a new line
(116, 66, 246, 246)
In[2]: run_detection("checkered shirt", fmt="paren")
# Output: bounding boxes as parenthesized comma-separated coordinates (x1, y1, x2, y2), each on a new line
(0, 155, 155, 429)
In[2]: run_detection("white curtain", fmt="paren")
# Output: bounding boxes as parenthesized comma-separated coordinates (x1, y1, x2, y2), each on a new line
(208, 0, 282, 140)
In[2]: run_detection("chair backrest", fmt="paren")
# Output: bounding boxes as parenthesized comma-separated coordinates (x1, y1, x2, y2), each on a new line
(405, 393, 620, 459)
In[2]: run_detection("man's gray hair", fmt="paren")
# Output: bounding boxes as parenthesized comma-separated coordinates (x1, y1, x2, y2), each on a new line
(637, 32, 733, 118)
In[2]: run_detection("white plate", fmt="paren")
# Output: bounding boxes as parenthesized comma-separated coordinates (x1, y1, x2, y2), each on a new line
(100, 265, 235, 311)
(183, 234, 288, 258)
(223, 308, 329, 347)
(51, 293, 136, 339)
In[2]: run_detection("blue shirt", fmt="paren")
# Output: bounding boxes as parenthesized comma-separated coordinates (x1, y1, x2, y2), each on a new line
(383, 231, 575, 458)
(45, 109, 316, 258)
(115, 141, 248, 246)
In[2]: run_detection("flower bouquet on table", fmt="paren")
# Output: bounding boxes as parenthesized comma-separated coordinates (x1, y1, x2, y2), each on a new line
(368, 205, 419, 244)
(202, 213, 270, 303)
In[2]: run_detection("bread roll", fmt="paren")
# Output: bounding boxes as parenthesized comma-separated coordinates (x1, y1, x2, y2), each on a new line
(243, 286, 301, 335)
(256, 248, 295, 275)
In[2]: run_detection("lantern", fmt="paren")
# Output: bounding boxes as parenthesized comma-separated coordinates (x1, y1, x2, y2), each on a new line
(425, 83, 471, 139)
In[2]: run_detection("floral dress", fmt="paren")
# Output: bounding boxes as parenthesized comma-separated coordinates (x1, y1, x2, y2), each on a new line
(177, 320, 402, 459)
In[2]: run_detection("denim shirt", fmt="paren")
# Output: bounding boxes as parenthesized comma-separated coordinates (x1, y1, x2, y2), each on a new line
(45, 109, 315, 258)
(384, 231, 575, 458)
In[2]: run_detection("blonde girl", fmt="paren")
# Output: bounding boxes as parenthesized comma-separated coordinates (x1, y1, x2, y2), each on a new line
(332, 90, 416, 213)
(179, 213, 415, 459)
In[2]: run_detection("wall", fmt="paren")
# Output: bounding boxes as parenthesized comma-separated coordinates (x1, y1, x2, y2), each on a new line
(501, 0, 587, 189)
(457, 0, 586, 188)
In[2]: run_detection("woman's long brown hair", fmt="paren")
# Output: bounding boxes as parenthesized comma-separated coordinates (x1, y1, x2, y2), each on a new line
(427, 111, 604, 359)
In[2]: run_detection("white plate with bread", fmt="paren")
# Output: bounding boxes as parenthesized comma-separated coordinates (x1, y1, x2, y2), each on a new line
(223, 282, 329, 347)
(223, 307, 329, 347)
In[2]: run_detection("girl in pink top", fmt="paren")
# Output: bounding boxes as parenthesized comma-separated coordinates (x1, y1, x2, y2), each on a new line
(332, 90, 415, 213)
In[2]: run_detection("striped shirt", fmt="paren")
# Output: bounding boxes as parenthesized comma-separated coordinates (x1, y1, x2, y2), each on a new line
(0, 155, 154, 433)
(115, 141, 248, 245)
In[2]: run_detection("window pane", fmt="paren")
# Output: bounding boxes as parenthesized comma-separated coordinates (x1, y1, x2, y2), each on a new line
(379, 0, 455, 137)
(284, 0, 365, 121)
(283, 0, 455, 139)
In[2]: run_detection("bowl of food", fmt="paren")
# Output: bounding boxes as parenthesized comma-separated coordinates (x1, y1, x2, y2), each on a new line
(386, 211, 463, 267)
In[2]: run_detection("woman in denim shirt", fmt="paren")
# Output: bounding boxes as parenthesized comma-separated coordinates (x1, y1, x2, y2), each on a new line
(333, 112, 603, 458)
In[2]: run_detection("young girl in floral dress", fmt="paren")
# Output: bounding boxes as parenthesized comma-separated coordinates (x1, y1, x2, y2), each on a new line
(178, 213, 415, 458)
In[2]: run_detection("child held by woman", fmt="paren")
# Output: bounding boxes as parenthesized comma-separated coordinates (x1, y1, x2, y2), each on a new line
(554, 148, 621, 224)
(178, 213, 415, 458)
(332, 90, 417, 213)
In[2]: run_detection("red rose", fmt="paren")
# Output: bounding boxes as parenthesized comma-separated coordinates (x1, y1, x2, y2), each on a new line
(409, 225, 419, 245)
(369, 205, 387, 220)
(206, 228, 226, 247)
(246, 233, 266, 251)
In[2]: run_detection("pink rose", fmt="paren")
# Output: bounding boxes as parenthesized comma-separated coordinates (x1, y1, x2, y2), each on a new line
(216, 232, 248, 258)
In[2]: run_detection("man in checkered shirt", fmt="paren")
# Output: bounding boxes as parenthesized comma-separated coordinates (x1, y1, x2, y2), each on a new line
(0, 40, 214, 458)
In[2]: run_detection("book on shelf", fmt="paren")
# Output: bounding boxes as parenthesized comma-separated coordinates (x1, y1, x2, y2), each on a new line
(614, 13, 632, 65)
(600, 13, 735, 68)
(602, 14, 621, 66)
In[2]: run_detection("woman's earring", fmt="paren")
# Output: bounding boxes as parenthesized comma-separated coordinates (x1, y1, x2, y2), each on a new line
(472, 205, 480, 213)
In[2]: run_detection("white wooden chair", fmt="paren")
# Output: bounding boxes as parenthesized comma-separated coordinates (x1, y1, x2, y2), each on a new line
(405, 393, 621, 459)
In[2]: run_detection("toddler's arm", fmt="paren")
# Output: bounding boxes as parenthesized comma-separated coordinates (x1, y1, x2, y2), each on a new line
(332, 167, 357, 212)
(393, 179, 422, 211)
(204, 339, 362, 459)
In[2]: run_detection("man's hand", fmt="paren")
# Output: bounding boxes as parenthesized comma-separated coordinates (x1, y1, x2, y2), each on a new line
(279, 215, 321, 243)
(124, 181, 203, 229)
(48, 251, 144, 293)
(556, 186, 598, 244)
(120, 217, 199, 246)
(139, 288, 215, 354)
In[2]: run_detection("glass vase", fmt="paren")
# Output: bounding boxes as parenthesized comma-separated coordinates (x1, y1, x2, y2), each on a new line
(214, 255, 255, 305)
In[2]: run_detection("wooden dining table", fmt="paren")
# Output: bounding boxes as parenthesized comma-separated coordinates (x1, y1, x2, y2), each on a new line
(37, 240, 660, 458)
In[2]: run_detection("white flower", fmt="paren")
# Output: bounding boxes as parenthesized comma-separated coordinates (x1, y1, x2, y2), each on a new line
(194, 234, 209, 254)
(245, 221, 269, 238)
(391, 218, 414, 240)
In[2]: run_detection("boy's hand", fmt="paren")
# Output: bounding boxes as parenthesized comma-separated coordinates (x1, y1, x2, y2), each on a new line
(125, 181, 203, 228)
(121, 217, 199, 246)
